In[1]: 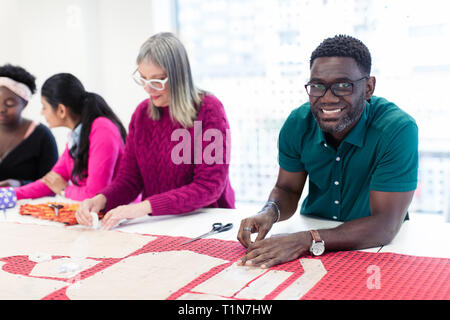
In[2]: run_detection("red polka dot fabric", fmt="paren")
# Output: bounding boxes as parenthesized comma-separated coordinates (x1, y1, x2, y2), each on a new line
(1, 233, 449, 300)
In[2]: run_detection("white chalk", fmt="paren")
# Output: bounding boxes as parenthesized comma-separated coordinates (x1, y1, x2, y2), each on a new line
(90, 212, 99, 229)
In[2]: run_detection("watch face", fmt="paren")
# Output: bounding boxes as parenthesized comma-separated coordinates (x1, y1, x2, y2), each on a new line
(311, 242, 325, 256)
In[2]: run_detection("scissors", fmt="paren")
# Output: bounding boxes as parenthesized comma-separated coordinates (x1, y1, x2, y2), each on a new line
(181, 222, 233, 245)
(48, 204, 64, 217)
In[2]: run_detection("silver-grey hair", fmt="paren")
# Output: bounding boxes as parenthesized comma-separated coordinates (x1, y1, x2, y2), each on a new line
(137, 32, 202, 128)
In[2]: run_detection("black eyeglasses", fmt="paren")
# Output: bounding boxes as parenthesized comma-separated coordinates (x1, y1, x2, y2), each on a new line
(305, 76, 368, 97)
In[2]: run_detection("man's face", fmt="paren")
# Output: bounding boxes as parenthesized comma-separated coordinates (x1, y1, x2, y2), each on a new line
(308, 57, 373, 141)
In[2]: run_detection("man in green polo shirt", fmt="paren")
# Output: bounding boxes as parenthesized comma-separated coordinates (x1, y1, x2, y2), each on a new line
(237, 35, 418, 268)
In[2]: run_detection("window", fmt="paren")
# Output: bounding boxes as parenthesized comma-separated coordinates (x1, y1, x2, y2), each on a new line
(172, 0, 450, 217)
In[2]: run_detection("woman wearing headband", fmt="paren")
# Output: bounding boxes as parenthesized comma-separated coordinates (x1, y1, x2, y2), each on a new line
(0, 64, 58, 187)
(76, 32, 235, 229)
(13, 73, 127, 201)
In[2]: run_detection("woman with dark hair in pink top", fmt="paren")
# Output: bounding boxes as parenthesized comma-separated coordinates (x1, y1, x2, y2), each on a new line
(76, 32, 235, 230)
(13, 73, 127, 201)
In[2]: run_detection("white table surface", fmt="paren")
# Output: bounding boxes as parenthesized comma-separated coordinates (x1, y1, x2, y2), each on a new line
(379, 217, 450, 258)
(5, 196, 449, 259)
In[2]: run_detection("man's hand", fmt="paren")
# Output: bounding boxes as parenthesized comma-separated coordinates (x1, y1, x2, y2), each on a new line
(41, 171, 67, 195)
(237, 209, 277, 248)
(237, 231, 310, 269)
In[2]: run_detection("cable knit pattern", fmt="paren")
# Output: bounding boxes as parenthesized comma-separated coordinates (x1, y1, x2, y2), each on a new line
(100, 94, 235, 215)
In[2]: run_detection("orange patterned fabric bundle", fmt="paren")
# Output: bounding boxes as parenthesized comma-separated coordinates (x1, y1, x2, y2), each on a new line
(19, 202, 83, 225)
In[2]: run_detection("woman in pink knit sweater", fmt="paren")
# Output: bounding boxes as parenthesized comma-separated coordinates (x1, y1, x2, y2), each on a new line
(76, 32, 235, 230)
(14, 73, 127, 201)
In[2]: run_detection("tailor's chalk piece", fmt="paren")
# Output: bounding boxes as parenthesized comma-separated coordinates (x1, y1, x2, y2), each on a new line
(90, 211, 99, 229)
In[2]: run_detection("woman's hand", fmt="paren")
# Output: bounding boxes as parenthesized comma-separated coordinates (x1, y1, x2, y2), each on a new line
(100, 200, 152, 230)
(75, 194, 107, 226)
(41, 171, 68, 195)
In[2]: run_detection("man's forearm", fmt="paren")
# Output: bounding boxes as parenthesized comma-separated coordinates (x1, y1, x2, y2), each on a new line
(317, 214, 400, 252)
(267, 185, 301, 222)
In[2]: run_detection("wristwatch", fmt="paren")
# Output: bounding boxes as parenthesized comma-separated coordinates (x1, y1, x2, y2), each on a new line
(309, 230, 325, 256)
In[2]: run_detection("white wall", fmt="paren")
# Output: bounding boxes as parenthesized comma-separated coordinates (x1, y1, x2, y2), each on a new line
(0, 0, 173, 153)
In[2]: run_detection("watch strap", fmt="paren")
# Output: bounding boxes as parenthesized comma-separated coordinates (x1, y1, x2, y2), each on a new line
(309, 230, 322, 243)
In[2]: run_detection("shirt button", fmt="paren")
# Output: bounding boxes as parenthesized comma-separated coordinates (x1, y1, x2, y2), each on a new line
(334, 200, 340, 205)
(334, 181, 339, 185)
(333, 216, 338, 220)
(336, 157, 341, 161)
(324, 143, 328, 148)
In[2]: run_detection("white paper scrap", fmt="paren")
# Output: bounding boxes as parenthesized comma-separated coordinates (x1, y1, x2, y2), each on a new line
(28, 252, 52, 263)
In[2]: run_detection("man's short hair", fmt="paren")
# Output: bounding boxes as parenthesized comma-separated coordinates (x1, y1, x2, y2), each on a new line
(310, 35, 372, 75)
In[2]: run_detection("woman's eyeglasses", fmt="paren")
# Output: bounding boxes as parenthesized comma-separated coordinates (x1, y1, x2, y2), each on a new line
(132, 69, 168, 91)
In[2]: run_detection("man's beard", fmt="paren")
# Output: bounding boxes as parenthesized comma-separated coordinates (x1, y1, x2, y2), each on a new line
(311, 94, 366, 134)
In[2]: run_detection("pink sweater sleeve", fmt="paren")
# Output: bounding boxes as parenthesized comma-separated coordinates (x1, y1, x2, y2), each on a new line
(100, 96, 233, 215)
(101, 111, 144, 210)
(15, 147, 72, 200)
(64, 118, 124, 201)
